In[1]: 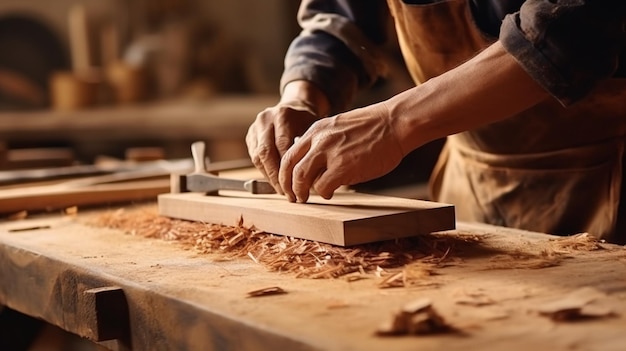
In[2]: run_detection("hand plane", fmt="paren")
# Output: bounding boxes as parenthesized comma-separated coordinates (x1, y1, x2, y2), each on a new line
(170, 141, 276, 195)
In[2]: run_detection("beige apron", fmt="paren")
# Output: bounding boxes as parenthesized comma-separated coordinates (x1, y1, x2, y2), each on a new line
(387, 0, 626, 243)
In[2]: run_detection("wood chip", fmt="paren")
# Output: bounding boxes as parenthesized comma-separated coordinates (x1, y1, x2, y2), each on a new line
(376, 298, 457, 336)
(402, 298, 432, 314)
(246, 286, 287, 298)
(537, 287, 616, 321)
(7, 210, 28, 221)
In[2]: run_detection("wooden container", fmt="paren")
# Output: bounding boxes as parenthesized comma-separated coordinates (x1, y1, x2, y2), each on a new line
(49, 71, 99, 111)
(105, 62, 147, 104)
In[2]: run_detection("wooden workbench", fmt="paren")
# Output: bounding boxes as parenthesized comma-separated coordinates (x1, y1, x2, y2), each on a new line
(0, 207, 625, 351)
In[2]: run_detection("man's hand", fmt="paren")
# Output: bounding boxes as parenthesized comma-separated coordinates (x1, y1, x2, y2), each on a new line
(246, 102, 319, 194)
(246, 80, 330, 194)
(278, 102, 405, 203)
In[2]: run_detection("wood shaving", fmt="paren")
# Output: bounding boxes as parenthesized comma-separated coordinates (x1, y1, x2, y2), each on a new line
(486, 249, 563, 269)
(485, 233, 606, 270)
(8, 225, 51, 233)
(87, 206, 472, 281)
(549, 232, 604, 252)
(378, 263, 437, 289)
(246, 286, 287, 298)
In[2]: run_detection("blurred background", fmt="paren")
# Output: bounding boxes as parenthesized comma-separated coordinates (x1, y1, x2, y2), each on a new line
(0, 0, 441, 190)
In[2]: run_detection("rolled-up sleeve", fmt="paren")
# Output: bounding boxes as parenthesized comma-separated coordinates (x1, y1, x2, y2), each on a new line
(281, 0, 390, 114)
(500, 0, 626, 105)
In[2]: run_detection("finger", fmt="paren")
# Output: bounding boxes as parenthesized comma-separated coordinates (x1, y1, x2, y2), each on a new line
(274, 112, 304, 157)
(312, 169, 343, 200)
(279, 137, 312, 202)
(246, 126, 271, 181)
(274, 129, 292, 158)
(257, 148, 283, 195)
(254, 129, 284, 195)
(291, 150, 327, 203)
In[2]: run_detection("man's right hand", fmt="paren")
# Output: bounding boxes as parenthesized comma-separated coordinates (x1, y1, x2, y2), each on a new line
(246, 80, 330, 194)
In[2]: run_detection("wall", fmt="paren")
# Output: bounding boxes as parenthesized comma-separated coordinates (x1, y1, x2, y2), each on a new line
(189, 0, 299, 93)
(0, 1, 125, 47)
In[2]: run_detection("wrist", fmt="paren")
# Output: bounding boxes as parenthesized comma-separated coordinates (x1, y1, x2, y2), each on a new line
(280, 80, 331, 118)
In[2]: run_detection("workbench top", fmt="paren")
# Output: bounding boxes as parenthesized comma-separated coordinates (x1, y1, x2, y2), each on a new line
(0, 207, 625, 351)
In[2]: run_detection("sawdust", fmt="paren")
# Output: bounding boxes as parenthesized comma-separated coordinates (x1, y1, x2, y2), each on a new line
(87, 206, 608, 282)
(486, 249, 563, 269)
(87, 205, 479, 282)
(549, 232, 605, 252)
(484, 233, 604, 270)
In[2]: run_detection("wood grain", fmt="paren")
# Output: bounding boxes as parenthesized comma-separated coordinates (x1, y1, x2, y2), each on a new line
(158, 192, 455, 246)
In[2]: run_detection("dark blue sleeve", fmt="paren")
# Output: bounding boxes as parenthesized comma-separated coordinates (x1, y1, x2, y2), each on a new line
(500, 0, 626, 105)
(280, 0, 390, 114)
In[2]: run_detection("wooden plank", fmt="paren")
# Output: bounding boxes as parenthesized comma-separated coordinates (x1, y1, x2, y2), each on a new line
(158, 192, 455, 246)
(0, 179, 169, 214)
(0, 159, 256, 214)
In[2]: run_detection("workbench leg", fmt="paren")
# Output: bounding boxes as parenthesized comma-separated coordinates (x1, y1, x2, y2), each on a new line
(0, 306, 45, 351)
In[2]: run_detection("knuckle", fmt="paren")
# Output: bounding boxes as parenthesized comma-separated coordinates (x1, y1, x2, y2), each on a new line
(256, 144, 271, 159)
(275, 135, 292, 154)
(247, 149, 258, 163)
(280, 148, 295, 165)
(292, 165, 307, 185)
(257, 107, 273, 119)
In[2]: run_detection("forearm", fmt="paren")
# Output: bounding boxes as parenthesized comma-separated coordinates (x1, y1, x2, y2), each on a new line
(385, 41, 550, 155)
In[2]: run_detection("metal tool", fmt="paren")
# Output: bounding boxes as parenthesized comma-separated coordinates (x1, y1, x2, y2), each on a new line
(172, 141, 275, 195)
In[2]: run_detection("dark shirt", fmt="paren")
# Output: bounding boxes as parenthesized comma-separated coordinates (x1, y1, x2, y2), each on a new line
(281, 0, 626, 113)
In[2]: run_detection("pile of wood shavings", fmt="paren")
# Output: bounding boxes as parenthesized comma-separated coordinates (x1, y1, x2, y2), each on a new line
(549, 232, 605, 252)
(486, 232, 605, 270)
(88, 206, 475, 281)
